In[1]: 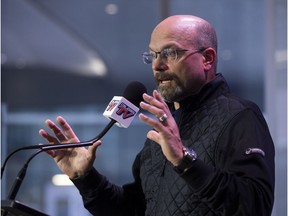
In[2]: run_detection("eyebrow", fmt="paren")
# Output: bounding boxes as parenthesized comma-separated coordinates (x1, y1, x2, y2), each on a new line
(149, 44, 183, 52)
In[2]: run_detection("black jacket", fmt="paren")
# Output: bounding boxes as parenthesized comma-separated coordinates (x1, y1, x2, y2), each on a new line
(73, 74, 275, 216)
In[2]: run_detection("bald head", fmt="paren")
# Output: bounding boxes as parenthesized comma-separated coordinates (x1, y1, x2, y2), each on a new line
(152, 15, 217, 53)
(148, 15, 218, 102)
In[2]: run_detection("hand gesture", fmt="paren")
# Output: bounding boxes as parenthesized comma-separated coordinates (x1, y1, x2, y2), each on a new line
(139, 90, 184, 166)
(39, 116, 101, 179)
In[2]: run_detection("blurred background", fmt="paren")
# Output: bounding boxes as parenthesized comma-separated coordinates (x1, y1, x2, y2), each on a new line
(1, 0, 287, 215)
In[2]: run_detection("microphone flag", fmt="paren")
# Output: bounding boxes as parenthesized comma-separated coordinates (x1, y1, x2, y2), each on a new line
(103, 96, 139, 128)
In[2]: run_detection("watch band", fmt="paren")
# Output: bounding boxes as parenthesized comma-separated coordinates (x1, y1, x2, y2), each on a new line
(173, 147, 197, 174)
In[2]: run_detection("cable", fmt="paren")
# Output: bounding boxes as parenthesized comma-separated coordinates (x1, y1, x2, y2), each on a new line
(2, 149, 44, 216)
(7, 149, 44, 201)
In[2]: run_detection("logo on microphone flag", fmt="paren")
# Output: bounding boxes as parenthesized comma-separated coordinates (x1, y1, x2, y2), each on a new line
(103, 96, 139, 128)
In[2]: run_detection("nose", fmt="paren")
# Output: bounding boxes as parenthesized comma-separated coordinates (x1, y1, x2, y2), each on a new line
(152, 57, 168, 72)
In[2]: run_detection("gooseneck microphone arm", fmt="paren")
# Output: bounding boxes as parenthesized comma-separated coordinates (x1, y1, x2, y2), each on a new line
(1, 119, 116, 179)
(40, 119, 116, 151)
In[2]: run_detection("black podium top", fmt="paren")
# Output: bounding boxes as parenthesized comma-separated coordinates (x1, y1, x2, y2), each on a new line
(1, 200, 49, 216)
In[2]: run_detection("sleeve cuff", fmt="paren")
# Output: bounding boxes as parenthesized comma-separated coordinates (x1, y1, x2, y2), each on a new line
(71, 167, 105, 194)
(180, 159, 214, 191)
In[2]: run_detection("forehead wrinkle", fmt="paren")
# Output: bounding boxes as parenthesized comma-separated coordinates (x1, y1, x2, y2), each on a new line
(150, 19, 199, 51)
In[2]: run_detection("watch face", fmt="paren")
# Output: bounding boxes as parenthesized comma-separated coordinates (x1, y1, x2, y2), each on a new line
(184, 147, 197, 159)
(173, 147, 197, 174)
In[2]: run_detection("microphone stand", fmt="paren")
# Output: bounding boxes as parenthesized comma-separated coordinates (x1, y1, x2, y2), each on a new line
(2, 149, 49, 216)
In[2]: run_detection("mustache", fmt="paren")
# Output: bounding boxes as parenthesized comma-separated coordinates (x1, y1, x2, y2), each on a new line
(155, 72, 176, 80)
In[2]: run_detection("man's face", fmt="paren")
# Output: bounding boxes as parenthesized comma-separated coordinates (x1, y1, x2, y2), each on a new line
(149, 27, 207, 103)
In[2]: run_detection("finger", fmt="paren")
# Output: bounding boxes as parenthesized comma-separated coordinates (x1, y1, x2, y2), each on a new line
(140, 102, 170, 127)
(139, 113, 164, 132)
(45, 119, 67, 142)
(56, 116, 78, 140)
(87, 140, 102, 160)
(144, 90, 168, 108)
(44, 149, 56, 157)
(141, 91, 170, 121)
(140, 101, 164, 118)
(142, 92, 164, 109)
(147, 130, 161, 144)
(38, 142, 56, 157)
(152, 90, 166, 103)
(39, 129, 59, 144)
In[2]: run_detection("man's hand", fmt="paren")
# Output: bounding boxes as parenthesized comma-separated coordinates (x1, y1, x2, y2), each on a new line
(138, 90, 184, 166)
(39, 116, 101, 179)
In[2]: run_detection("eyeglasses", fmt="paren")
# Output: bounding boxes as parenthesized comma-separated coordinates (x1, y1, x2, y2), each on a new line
(142, 47, 206, 64)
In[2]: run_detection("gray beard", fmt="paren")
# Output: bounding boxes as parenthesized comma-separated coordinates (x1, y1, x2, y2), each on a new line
(158, 85, 186, 103)
(155, 73, 187, 103)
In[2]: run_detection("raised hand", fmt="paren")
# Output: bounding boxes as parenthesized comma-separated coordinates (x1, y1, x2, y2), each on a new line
(139, 90, 184, 166)
(39, 116, 101, 179)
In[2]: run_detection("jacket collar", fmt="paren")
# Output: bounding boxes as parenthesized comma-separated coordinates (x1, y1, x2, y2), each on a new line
(168, 73, 231, 112)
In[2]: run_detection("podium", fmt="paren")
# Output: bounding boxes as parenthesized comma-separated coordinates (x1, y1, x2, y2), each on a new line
(1, 200, 49, 216)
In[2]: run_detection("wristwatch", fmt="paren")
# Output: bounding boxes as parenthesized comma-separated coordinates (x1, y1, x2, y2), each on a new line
(173, 147, 197, 174)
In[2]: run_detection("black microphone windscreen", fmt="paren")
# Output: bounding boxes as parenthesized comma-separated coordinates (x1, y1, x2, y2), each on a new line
(123, 81, 147, 107)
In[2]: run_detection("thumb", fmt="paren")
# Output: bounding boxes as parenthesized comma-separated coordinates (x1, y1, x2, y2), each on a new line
(87, 140, 102, 160)
(147, 130, 161, 145)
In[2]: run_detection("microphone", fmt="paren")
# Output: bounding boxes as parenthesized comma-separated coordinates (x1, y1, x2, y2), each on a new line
(42, 81, 146, 150)
(103, 81, 147, 128)
(1, 81, 147, 176)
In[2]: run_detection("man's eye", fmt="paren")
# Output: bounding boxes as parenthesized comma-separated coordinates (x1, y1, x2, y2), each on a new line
(162, 49, 171, 56)
(149, 52, 156, 58)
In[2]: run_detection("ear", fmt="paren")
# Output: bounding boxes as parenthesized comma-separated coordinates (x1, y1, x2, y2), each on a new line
(202, 48, 216, 71)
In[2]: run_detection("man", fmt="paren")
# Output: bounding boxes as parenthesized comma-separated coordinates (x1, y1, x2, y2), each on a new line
(39, 15, 275, 215)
